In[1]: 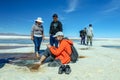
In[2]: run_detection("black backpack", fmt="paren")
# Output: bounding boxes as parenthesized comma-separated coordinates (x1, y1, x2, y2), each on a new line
(70, 45, 79, 63)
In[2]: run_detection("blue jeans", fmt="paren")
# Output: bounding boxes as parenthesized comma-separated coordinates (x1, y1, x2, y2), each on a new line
(50, 35, 58, 47)
(33, 36, 42, 53)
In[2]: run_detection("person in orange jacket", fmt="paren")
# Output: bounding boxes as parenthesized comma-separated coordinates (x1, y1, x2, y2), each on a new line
(34, 31, 73, 67)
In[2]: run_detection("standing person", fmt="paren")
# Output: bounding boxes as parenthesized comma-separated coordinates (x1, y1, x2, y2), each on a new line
(32, 31, 73, 68)
(79, 27, 87, 45)
(49, 13, 63, 47)
(86, 24, 93, 46)
(31, 17, 45, 58)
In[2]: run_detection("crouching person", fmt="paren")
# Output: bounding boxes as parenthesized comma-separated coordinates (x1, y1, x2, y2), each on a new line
(31, 31, 73, 70)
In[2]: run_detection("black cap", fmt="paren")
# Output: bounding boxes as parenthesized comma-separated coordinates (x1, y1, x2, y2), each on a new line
(53, 14, 58, 18)
(89, 24, 92, 26)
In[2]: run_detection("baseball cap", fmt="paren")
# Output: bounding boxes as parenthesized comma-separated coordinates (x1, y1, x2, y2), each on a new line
(53, 31, 64, 37)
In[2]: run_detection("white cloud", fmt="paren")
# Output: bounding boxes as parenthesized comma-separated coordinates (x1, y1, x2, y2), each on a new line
(103, 7, 119, 13)
(64, 0, 79, 13)
(103, 0, 120, 13)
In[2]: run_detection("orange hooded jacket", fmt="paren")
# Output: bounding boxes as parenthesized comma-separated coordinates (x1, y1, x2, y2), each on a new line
(49, 39, 73, 64)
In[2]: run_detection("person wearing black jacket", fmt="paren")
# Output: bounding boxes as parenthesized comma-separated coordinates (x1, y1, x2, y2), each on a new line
(80, 27, 87, 45)
(49, 14, 63, 47)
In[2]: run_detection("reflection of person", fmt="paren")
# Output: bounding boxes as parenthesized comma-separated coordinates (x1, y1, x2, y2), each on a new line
(80, 27, 87, 45)
(31, 17, 44, 58)
(86, 24, 93, 46)
(34, 31, 73, 68)
(49, 14, 63, 47)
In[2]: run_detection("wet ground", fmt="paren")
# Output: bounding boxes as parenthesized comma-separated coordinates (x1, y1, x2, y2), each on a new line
(0, 53, 35, 59)
(0, 53, 39, 69)
(0, 46, 32, 50)
(102, 45, 120, 49)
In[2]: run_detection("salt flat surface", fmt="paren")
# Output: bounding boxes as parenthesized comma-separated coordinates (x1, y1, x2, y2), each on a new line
(0, 39, 120, 80)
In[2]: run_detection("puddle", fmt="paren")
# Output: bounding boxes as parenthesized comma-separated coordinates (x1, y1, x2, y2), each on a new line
(0, 46, 32, 50)
(102, 45, 120, 49)
(79, 48, 89, 50)
(11, 59, 39, 68)
(78, 56, 88, 58)
(10, 59, 42, 72)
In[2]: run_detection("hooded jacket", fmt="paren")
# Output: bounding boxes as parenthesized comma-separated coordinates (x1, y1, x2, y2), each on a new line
(49, 39, 73, 64)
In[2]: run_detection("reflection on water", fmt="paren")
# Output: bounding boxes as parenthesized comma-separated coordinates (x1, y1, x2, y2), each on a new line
(102, 45, 120, 49)
(11, 59, 39, 68)
(0, 50, 45, 69)
(0, 58, 39, 69)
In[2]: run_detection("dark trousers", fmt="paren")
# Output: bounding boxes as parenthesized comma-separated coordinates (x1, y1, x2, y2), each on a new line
(42, 48, 61, 67)
(33, 36, 42, 53)
(81, 36, 86, 45)
(42, 48, 55, 62)
(87, 36, 92, 46)
(50, 35, 58, 47)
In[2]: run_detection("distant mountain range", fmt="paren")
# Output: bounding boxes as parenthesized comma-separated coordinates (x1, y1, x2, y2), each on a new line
(0, 33, 29, 36)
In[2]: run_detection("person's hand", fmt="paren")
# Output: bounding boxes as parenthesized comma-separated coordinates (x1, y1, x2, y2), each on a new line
(31, 36, 34, 40)
(47, 44, 51, 48)
(42, 35, 45, 40)
(92, 34, 94, 37)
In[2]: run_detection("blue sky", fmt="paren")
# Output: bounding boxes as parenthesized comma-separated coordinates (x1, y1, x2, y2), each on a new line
(0, 0, 120, 38)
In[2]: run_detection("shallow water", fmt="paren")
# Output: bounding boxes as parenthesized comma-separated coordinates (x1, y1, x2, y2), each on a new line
(11, 59, 39, 67)
(0, 39, 32, 44)
(102, 45, 120, 49)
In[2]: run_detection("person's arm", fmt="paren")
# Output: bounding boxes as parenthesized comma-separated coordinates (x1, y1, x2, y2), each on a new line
(49, 22, 53, 35)
(58, 21, 63, 31)
(41, 25, 45, 40)
(91, 28, 94, 37)
(49, 40, 66, 56)
(31, 26, 34, 40)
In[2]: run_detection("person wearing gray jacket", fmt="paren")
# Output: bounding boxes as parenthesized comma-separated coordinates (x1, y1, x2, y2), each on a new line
(31, 17, 45, 58)
(86, 24, 93, 46)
